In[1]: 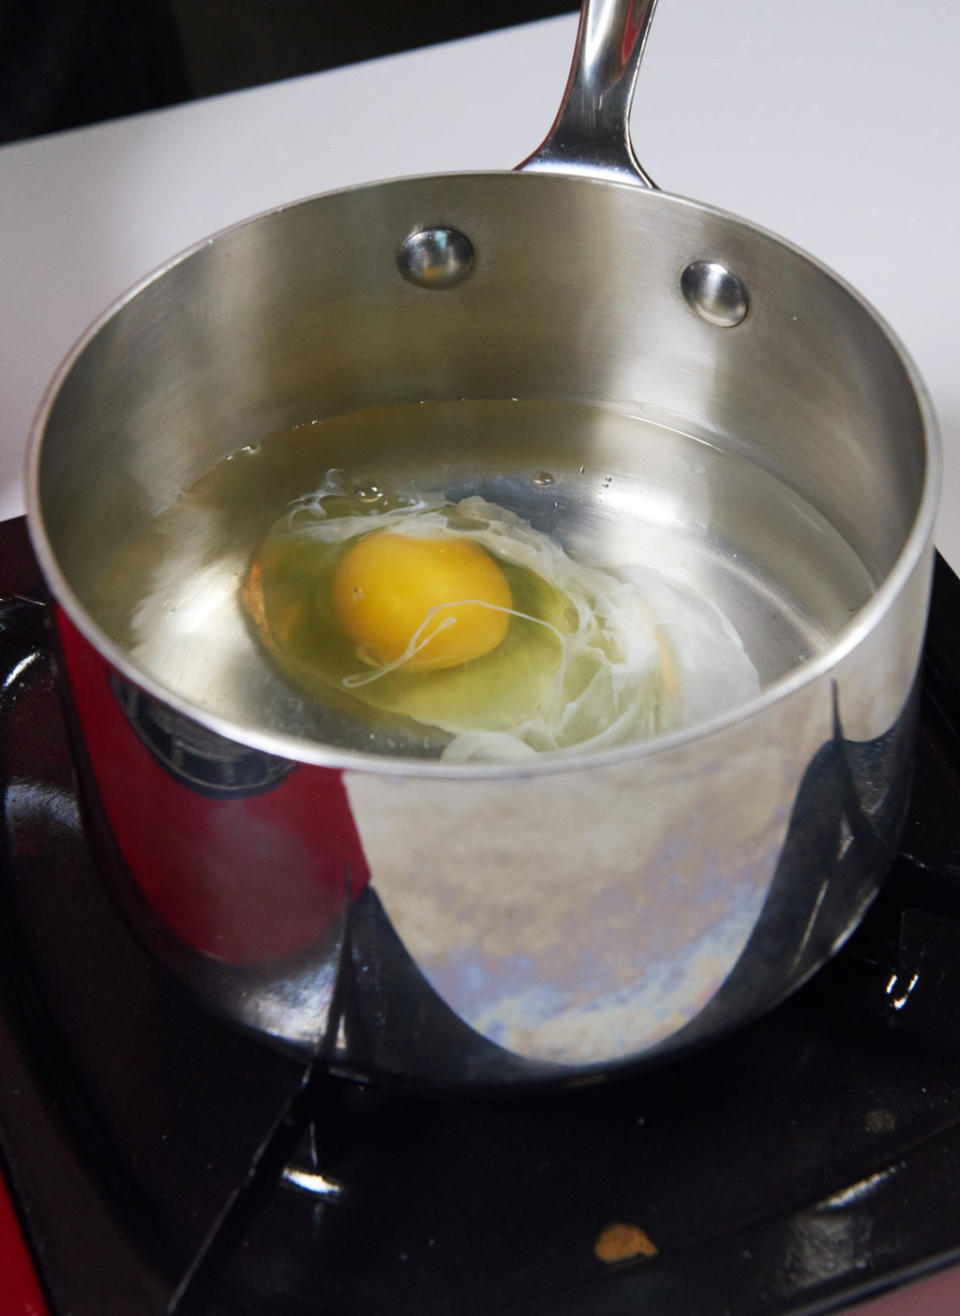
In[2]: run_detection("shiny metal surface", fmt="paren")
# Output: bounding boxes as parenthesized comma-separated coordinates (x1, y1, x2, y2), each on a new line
(519, 0, 659, 185)
(681, 259, 750, 327)
(396, 226, 475, 290)
(24, 0, 940, 1087)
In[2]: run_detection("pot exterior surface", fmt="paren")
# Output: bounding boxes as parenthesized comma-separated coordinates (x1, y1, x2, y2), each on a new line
(55, 547, 932, 1088)
(31, 172, 938, 1087)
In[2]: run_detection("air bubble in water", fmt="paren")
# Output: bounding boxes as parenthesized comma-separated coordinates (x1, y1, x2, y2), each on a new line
(531, 471, 555, 488)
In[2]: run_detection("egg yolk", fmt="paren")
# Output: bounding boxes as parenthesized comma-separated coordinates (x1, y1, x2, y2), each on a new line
(331, 530, 513, 672)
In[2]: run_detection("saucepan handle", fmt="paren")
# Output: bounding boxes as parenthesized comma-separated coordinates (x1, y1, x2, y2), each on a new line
(517, 0, 660, 187)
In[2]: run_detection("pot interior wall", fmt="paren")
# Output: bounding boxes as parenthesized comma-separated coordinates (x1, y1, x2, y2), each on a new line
(34, 171, 929, 745)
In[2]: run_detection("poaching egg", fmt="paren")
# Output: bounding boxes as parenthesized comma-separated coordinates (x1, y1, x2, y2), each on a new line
(331, 530, 513, 673)
(242, 491, 761, 763)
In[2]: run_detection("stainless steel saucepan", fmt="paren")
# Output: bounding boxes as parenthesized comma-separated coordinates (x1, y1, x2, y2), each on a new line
(25, 0, 939, 1089)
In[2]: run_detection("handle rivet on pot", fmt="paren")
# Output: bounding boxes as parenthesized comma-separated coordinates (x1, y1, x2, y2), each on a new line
(398, 227, 474, 290)
(681, 260, 749, 327)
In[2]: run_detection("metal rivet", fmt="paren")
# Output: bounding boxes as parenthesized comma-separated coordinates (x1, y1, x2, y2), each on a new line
(397, 227, 474, 290)
(680, 260, 749, 327)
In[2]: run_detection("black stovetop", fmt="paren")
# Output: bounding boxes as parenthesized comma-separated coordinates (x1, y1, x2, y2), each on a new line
(3, 513, 960, 1316)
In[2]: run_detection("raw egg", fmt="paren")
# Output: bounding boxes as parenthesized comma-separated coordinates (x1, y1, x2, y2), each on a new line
(330, 530, 513, 672)
(243, 492, 760, 762)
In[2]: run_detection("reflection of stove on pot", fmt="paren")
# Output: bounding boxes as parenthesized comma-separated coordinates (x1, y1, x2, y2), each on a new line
(3, 513, 960, 1316)
(108, 670, 296, 798)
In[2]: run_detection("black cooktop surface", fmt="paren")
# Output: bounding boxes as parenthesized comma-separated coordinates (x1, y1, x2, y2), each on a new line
(3, 514, 960, 1316)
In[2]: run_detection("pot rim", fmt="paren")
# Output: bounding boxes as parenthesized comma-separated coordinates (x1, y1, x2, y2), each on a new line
(23, 170, 943, 781)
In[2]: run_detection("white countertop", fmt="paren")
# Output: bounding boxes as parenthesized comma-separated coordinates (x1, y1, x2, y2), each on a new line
(1, 5, 958, 1308)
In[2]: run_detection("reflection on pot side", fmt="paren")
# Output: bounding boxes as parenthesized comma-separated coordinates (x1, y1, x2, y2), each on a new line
(59, 599, 914, 1086)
